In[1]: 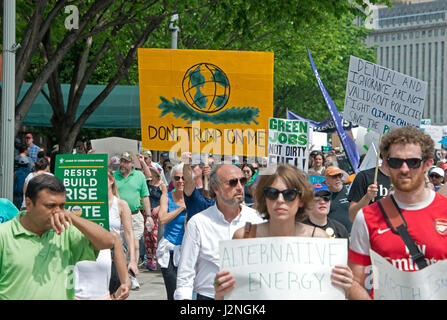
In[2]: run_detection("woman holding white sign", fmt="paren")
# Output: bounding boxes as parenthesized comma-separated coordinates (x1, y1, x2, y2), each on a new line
(214, 164, 353, 299)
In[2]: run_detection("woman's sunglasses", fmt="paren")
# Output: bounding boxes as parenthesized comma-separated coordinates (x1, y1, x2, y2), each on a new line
(387, 157, 423, 169)
(226, 177, 248, 187)
(263, 187, 301, 202)
(174, 175, 184, 181)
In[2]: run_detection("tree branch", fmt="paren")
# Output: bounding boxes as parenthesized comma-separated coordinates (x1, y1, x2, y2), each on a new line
(73, 16, 165, 132)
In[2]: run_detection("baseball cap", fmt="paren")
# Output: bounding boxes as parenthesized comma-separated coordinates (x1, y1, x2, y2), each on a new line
(160, 152, 168, 158)
(25, 133, 33, 138)
(120, 151, 133, 162)
(325, 166, 342, 176)
(313, 183, 331, 196)
(141, 150, 152, 158)
(430, 167, 445, 177)
(110, 156, 120, 166)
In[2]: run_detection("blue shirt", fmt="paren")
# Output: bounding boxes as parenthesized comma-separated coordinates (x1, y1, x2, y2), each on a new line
(164, 193, 187, 246)
(0, 199, 19, 223)
(184, 188, 215, 222)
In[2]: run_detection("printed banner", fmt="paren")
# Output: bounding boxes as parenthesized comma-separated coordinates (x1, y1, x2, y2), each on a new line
(344, 56, 427, 135)
(307, 48, 360, 173)
(54, 154, 109, 230)
(287, 110, 356, 133)
(138, 48, 274, 157)
(219, 237, 348, 300)
(371, 250, 447, 300)
(267, 117, 309, 171)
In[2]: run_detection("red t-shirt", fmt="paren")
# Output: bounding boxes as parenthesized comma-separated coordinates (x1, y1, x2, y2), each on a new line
(349, 191, 447, 271)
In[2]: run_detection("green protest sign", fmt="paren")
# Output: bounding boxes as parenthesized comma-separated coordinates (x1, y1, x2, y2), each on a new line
(267, 117, 309, 171)
(54, 153, 109, 230)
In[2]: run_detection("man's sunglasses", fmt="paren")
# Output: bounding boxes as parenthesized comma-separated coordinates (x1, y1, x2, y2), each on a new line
(263, 187, 301, 202)
(430, 173, 443, 179)
(174, 176, 184, 181)
(387, 157, 424, 169)
(314, 195, 331, 202)
(226, 177, 248, 187)
(328, 173, 343, 179)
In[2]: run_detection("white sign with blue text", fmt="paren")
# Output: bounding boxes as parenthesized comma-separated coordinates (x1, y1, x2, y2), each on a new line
(344, 56, 427, 135)
(219, 237, 347, 300)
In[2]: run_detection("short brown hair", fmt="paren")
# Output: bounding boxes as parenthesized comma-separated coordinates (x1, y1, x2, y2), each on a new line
(253, 164, 314, 221)
(380, 126, 434, 160)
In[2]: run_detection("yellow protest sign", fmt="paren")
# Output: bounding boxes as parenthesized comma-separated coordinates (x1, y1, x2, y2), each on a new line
(138, 48, 273, 157)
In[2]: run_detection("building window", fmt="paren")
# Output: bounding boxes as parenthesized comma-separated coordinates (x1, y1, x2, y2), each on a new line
(410, 32, 413, 39)
(416, 43, 419, 79)
(428, 43, 431, 118)
(398, 45, 401, 72)
(392, 46, 395, 70)
(386, 46, 389, 68)
(434, 42, 437, 122)
(441, 41, 444, 123)
(422, 43, 425, 81)
(403, 45, 407, 74)
(409, 44, 413, 76)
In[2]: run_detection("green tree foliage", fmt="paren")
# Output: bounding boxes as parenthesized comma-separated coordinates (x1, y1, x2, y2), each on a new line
(5, 0, 390, 152)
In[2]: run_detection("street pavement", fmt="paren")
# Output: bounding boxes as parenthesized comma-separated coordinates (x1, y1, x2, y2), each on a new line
(127, 267, 167, 300)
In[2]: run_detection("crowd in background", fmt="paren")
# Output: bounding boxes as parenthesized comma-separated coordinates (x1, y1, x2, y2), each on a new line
(3, 126, 447, 300)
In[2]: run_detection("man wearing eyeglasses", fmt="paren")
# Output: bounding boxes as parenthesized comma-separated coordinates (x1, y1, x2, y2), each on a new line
(175, 163, 264, 300)
(324, 166, 352, 234)
(348, 126, 447, 299)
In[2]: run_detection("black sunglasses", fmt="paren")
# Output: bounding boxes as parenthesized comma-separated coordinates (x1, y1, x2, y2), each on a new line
(263, 187, 301, 202)
(430, 173, 443, 179)
(174, 175, 184, 181)
(314, 195, 331, 202)
(226, 177, 248, 187)
(387, 157, 424, 169)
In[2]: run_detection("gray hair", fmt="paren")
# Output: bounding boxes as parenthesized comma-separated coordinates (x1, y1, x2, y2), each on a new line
(170, 162, 184, 182)
(209, 164, 225, 198)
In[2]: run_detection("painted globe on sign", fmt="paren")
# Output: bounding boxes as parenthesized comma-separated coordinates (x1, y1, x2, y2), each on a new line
(182, 63, 230, 114)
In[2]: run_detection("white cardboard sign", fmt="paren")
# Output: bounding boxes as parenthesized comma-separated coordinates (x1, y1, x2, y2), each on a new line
(219, 236, 348, 300)
(344, 56, 427, 135)
(371, 250, 447, 300)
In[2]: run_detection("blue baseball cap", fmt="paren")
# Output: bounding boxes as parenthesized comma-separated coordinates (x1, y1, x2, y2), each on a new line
(313, 183, 331, 196)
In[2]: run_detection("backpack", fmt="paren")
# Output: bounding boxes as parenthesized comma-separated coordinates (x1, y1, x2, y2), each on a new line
(14, 166, 30, 196)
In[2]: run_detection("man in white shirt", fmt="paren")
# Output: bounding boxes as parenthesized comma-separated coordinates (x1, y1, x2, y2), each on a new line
(174, 163, 263, 300)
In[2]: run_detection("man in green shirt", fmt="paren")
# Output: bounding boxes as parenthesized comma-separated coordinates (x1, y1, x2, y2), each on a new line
(0, 174, 114, 300)
(113, 151, 152, 289)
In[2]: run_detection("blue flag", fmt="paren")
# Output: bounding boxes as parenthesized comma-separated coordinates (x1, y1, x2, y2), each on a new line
(306, 47, 360, 173)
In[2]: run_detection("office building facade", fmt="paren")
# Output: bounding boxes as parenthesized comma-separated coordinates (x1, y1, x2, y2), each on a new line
(366, 0, 447, 124)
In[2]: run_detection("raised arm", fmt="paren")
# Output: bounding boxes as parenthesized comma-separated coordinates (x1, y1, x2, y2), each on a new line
(158, 184, 185, 225)
(182, 152, 195, 196)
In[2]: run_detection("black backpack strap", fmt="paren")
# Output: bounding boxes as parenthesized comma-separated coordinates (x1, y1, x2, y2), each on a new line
(377, 195, 428, 270)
